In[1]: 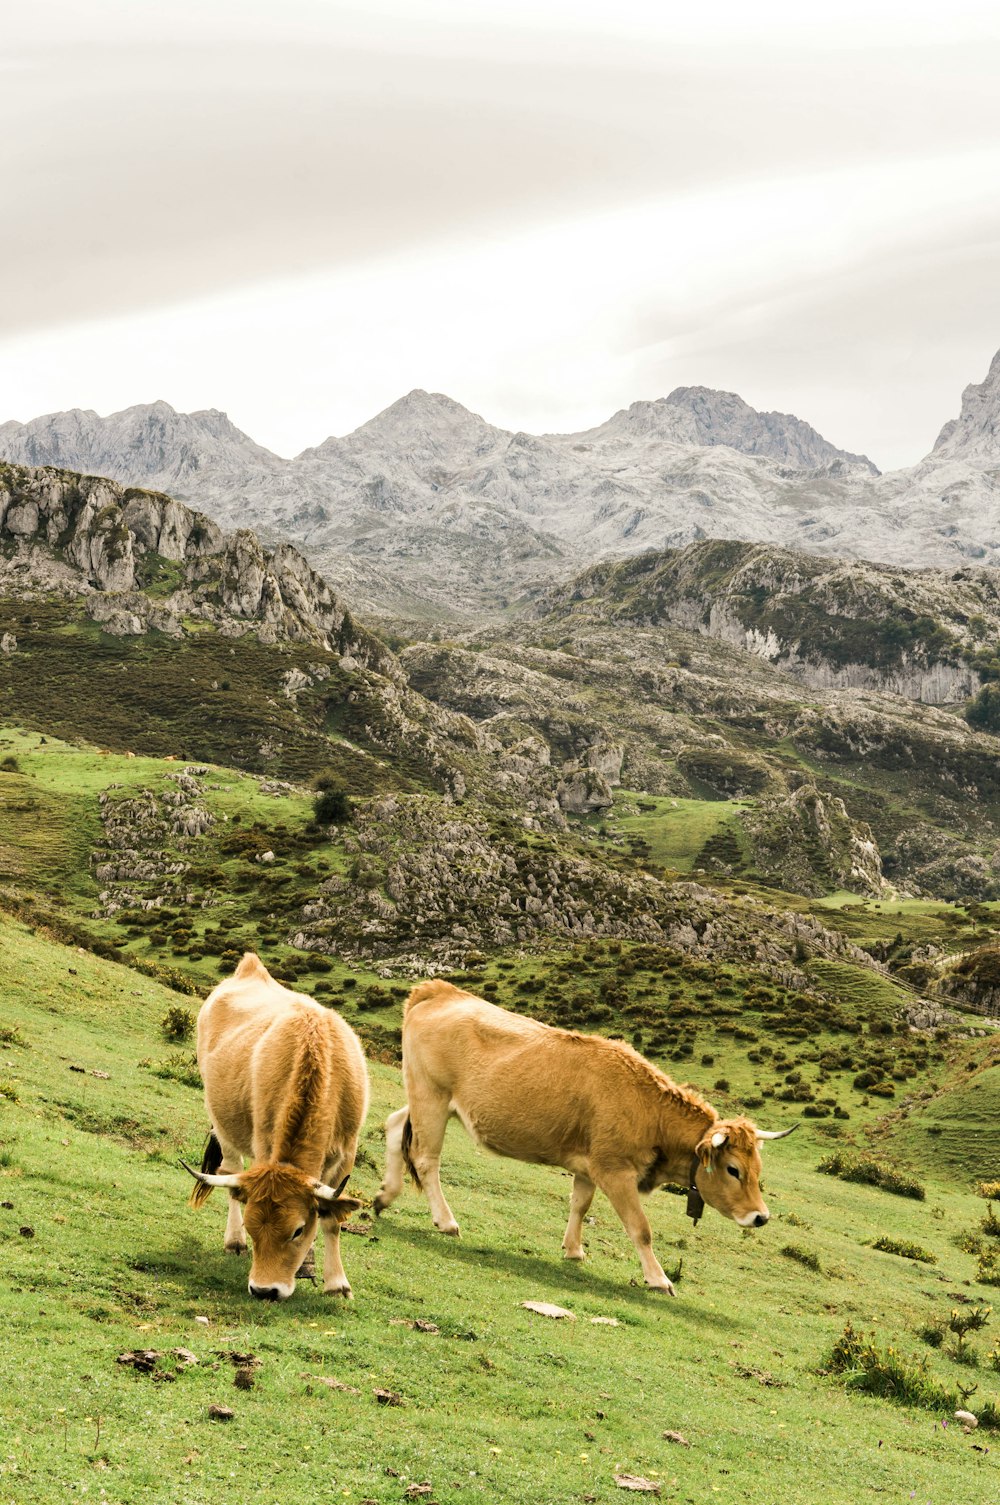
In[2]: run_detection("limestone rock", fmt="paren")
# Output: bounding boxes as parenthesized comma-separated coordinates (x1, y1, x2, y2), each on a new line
(556, 767, 614, 815)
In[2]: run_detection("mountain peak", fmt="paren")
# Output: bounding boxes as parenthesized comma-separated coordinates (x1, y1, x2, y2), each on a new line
(351, 388, 495, 436)
(298, 389, 507, 464)
(572, 387, 876, 471)
(932, 348, 1000, 460)
(0, 402, 278, 488)
(663, 385, 877, 470)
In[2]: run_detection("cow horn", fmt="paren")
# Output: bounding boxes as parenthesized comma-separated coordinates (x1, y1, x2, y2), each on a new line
(179, 1159, 242, 1188)
(755, 1125, 799, 1141)
(710, 1130, 727, 1148)
(311, 1172, 351, 1201)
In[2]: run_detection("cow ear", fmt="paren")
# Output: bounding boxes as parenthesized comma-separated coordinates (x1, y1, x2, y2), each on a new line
(696, 1127, 727, 1170)
(316, 1195, 362, 1225)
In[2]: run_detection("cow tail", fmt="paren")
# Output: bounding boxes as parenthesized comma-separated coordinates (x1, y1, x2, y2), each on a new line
(189, 1131, 223, 1209)
(401, 1114, 422, 1191)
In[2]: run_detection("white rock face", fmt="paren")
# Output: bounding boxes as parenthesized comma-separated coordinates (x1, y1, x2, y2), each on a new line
(570, 386, 877, 470)
(932, 349, 1000, 461)
(2, 355, 1000, 616)
(0, 462, 369, 656)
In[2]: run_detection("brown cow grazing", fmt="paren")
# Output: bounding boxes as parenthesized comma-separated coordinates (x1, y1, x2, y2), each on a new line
(374, 981, 795, 1293)
(182, 953, 369, 1301)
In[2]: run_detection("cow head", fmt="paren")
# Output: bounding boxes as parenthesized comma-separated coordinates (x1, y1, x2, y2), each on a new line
(182, 1160, 360, 1300)
(693, 1117, 796, 1227)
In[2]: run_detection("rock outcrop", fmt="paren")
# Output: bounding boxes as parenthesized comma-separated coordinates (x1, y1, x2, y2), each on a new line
(578, 386, 877, 470)
(540, 537, 1000, 704)
(0, 461, 376, 657)
(738, 784, 887, 899)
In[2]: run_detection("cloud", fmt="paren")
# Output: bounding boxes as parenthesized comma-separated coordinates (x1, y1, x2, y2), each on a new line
(2, 3, 1000, 466)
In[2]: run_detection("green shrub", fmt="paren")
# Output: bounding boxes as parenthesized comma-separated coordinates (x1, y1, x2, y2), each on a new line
(947, 1305, 992, 1365)
(817, 1151, 925, 1200)
(160, 1005, 195, 1043)
(979, 1180, 1000, 1200)
(781, 1243, 822, 1272)
(144, 1052, 201, 1090)
(977, 1249, 1000, 1287)
(982, 1203, 1000, 1238)
(0, 755, 19, 773)
(313, 782, 352, 825)
(966, 684, 1000, 734)
(827, 1324, 954, 1412)
(871, 1236, 936, 1264)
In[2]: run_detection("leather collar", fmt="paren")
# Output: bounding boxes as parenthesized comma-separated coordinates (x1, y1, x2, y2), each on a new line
(685, 1154, 704, 1225)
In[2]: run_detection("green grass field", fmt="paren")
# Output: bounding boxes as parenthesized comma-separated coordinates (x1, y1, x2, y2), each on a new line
(587, 793, 746, 874)
(2, 914, 999, 1504)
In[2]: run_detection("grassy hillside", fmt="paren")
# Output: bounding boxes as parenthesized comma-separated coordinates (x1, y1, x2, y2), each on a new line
(0, 602, 440, 792)
(2, 914, 999, 1504)
(3, 727, 997, 1155)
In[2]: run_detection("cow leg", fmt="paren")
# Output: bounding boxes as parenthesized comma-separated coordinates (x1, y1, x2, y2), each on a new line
(597, 1170, 676, 1295)
(319, 1217, 352, 1298)
(374, 1105, 410, 1215)
(215, 1133, 247, 1255)
(562, 1174, 596, 1261)
(309, 1146, 355, 1284)
(407, 1092, 460, 1236)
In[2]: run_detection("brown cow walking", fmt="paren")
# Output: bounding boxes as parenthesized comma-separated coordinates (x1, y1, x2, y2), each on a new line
(375, 981, 794, 1293)
(182, 953, 369, 1301)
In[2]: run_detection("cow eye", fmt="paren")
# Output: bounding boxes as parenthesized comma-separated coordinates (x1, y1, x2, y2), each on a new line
(727, 1165, 740, 1181)
(291, 1224, 305, 1240)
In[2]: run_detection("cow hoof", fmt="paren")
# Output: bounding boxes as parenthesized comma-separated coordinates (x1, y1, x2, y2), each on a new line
(224, 1241, 248, 1257)
(648, 1278, 677, 1297)
(563, 1249, 586, 1262)
(436, 1221, 460, 1237)
(372, 1193, 391, 1217)
(324, 1283, 353, 1298)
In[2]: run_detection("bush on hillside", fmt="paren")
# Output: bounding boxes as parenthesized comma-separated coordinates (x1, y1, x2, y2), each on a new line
(871, 1235, 936, 1264)
(312, 771, 352, 825)
(817, 1150, 925, 1200)
(827, 1324, 953, 1412)
(161, 1005, 195, 1043)
(966, 684, 1000, 734)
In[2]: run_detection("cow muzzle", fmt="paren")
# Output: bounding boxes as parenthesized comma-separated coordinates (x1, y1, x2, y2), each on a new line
(736, 1208, 770, 1228)
(248, 1280, 293, 1302)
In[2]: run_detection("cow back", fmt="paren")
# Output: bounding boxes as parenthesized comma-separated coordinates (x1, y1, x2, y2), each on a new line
(198, 961, 368, 1174)
(403, 982, 669, 1172)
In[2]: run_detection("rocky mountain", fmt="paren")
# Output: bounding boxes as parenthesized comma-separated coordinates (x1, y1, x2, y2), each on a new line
(0, 400, 279, 492)
(0, 382, 895, 618)
(570, 386, 878, 470)
(12, 356, 1000, 621)
(539, 538, 1000, 702)
(0, 460, 371, 655)
(932, 348, 1000, 461)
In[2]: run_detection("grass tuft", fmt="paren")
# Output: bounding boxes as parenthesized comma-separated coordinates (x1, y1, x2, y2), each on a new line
(817, 1150, 925, 1200)
(827, 1324, 954, 1411)
(780, 1243, 822, 1272)
(870, 1235, 937, 1264)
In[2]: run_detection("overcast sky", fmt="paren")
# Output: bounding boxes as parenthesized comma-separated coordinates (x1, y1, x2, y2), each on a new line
(3, 1, 1000, 469)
